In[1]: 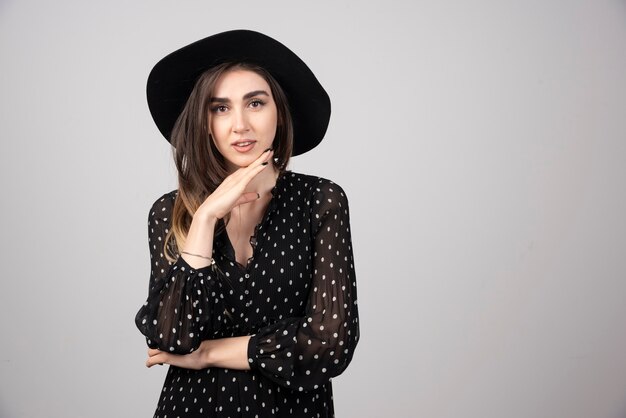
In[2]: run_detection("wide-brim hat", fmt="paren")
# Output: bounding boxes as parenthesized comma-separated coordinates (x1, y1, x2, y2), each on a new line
(146, 29, 331, 156)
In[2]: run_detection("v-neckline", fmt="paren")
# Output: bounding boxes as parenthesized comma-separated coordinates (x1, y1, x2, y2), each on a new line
(222, 170, 287, 271)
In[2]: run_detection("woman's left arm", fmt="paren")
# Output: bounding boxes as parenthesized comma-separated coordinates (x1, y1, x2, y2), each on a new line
(246, 179, 360, 390)
(146, 335, 251, 370)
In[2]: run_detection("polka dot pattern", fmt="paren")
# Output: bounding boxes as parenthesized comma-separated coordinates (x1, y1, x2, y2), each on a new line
(135, 171, 359, 417)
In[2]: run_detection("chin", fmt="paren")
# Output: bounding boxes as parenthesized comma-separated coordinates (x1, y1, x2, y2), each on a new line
(229, 149, 268, 167)
(227, 155, 256, 169)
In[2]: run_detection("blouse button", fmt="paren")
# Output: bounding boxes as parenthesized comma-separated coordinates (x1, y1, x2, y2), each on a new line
(244, 273, 250, 279)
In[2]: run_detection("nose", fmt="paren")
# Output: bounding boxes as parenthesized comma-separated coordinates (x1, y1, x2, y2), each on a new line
(232, 108, 250, 134)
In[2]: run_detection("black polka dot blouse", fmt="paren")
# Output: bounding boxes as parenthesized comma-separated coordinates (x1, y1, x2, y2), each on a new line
(136, 170, 360, 417)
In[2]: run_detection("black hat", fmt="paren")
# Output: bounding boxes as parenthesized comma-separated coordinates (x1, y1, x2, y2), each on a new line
(146, 29, 331, 156)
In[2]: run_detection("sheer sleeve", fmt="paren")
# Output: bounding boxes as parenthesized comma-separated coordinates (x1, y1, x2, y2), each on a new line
(135, 191, 224, 354)
(246, 179, 360, 391)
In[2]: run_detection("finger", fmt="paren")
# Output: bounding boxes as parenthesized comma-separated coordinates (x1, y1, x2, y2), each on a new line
(256, 147, 273, 163)
(261, 148, 274, 162)
(234, 192, 261, 207)
(239, 155, 273, 185)
(224, 159, 270, 196)
(147, 348, 162, 357)
(146, 353, 168, 368)
(260, 148, 274, 164)
(229, 149, 273, 180)
(241, 149, 274, 173)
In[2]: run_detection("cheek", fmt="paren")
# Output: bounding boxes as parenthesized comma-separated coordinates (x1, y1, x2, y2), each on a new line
(266, 109, 279, 133)
(210, 119, 227, 143)
(265, 118, 277, 133)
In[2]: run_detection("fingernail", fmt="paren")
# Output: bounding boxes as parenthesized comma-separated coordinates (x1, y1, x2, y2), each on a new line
(261, 162, 268, 166)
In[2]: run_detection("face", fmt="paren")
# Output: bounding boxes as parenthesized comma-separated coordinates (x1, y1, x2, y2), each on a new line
(209, 69, 278, 171)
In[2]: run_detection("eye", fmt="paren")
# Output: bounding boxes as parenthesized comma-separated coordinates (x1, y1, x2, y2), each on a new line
(249, 99, 265, 109)
(210, 104, 228, 113)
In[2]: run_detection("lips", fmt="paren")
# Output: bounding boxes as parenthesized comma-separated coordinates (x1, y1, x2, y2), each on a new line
(233, 140, 256, 147)
(232, 140, 257, 153)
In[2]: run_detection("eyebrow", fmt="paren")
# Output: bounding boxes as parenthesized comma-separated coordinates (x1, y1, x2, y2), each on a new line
(210, 90, 270, 103)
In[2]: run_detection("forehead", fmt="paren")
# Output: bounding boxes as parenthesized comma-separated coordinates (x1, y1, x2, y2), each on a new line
(212, 69, 272, 97)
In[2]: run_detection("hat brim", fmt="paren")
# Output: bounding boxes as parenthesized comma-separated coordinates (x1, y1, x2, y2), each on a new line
(146, 29, 331, 156)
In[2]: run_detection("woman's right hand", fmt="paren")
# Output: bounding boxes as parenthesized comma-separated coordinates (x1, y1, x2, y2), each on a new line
(196, 149, 274, 221)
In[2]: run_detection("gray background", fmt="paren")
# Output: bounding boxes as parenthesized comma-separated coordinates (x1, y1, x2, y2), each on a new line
(1, 0, 625, 417)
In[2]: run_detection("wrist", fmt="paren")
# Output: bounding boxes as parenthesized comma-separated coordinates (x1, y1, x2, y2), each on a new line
(194, 207, 219, 224)
(199, 340, 215, 368)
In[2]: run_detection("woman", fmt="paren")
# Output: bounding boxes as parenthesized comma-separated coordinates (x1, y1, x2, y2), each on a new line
(135, 30, 359, 417)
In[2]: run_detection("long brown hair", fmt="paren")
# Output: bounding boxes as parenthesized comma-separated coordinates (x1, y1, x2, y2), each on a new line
(163, 62, 294, 262)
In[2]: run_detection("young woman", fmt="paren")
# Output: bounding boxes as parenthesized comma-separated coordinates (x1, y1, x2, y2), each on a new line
(136, 30, 359, 417)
